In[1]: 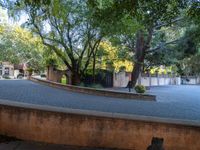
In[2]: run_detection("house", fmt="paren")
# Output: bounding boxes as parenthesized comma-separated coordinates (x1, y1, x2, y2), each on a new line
(14, 64, 28, 78)
(0, 62, 14, 78)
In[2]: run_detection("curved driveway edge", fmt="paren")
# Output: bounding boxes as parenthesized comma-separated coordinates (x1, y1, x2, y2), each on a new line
(30, 77, 156, 101)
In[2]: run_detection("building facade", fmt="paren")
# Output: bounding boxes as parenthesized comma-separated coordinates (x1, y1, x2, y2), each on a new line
(0, 62, 14, 77)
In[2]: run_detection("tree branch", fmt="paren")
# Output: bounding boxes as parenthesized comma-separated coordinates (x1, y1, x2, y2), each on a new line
(30, 14, 72, 70)
(154, 17, 183, 30)
(147, 39, 179, 53)
(82, 37, 102, 73)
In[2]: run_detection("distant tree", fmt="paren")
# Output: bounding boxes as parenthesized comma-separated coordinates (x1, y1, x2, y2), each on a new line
(0, 23, 46, 71)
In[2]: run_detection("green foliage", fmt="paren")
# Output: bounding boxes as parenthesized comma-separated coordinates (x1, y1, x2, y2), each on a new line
(40, 74, 46, 78)
(177, 26, 200, 58)
(0, 23, 47, 71)
(180, 54, 200, 76)
(26, 67, 33, 73)
(61, 77, 67, 85)
(135, 85, 146, 94)
(6, 0, 104, 84)
(3, 75, 11, 79)
(2, 0, 200, 81)
(94, 41, 133, 72)
(79, 82, 85, 87)
(187, 1, 200, 24)
(88, 83, 103, 89)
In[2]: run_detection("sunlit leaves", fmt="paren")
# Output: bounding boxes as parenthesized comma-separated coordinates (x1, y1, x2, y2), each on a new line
(0, 23, 46, 70)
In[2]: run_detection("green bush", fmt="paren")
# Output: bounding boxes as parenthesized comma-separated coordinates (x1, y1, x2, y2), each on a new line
(134, 85, 146, 93)
(2, 74, 11, 79)
(79, 82, 85, 87)
(40, 74, 46, 78)
(3, 76, 11, 79)
(89, 83, 103, 89)
(78, 82, 103, 89)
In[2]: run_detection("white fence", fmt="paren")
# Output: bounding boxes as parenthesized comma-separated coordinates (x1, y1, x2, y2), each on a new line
(113, 72, 131, 87)
(113, 71, 181, 87)
(181, 76, 200, 85)
(138, 76, 181, 87)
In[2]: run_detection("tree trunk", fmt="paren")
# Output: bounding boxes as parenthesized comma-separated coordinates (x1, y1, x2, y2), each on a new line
(70, 62, 81, 85)
(71, 71, 81, 85)
(92, 55, 96, 84)
(131, 30, 146, 87)
(131, 63, 143, 87)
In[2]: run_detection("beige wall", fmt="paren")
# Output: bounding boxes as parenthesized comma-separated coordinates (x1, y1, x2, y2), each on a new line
(113, 72, 131, 87)
(113, 71, 181, 87)
(0, 101, 200, 150)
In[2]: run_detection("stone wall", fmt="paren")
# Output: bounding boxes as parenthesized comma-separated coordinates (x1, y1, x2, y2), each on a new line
(46, 66, 71, 84)
(0, 100, 200, 150)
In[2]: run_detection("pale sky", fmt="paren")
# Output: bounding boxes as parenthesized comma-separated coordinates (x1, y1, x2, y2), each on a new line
(0, 6, 29, 25)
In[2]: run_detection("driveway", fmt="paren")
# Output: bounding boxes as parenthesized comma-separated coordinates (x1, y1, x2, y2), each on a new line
(0, 80, 200, 121)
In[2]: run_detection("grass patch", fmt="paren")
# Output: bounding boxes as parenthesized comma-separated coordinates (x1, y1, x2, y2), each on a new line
(61, 78, 67, 84)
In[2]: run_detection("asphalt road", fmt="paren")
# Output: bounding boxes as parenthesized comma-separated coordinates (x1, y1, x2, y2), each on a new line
(0, 79, 200, 121)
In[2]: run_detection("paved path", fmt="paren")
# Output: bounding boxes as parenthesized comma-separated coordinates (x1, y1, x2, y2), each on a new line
(0, 80, 200, 121)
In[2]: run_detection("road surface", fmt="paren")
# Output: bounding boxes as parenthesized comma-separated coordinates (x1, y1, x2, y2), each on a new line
(0, 80, 200, 121)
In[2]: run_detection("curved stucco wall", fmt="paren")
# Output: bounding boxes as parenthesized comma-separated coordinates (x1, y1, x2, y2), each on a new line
(30, 77, 156, 101)
(0, 99, 200, 150)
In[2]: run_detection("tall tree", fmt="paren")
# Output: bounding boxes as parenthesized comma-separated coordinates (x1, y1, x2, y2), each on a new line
(89, 0, 187, 87)
(6, 0, 103, 85)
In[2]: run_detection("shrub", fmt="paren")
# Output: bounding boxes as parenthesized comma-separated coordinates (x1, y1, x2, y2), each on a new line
(3, 76, 11, 79)
(26, 68, 33, 73)
(40, 74, 46, 78)
(2, 74, 11, 79)
(135, 85, 146, 93)
(89, 83, 103, 89)
(27, 68, 33, 76)
(79, 82, 85, 87)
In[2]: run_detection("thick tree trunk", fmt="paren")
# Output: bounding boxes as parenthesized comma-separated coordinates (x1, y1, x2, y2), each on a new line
(131, 63, 143, 87)
(92, 56, 96, 83)
(70, 62, 81, 85)
(131, 27, 153, 87)
(71, 71, 81, 85)
(131, 30, 146, 87)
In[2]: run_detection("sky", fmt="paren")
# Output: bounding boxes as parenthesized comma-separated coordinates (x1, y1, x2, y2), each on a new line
(0, 6, 52, 33)
(0, 6, 28, 25)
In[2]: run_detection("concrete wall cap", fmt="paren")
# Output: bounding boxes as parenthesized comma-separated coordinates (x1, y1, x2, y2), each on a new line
(0, 99, 199, 127)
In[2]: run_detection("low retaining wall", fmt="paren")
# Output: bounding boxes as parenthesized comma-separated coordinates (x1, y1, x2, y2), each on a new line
(0, 99, 200, 150)
(30, 77, 156, 101)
